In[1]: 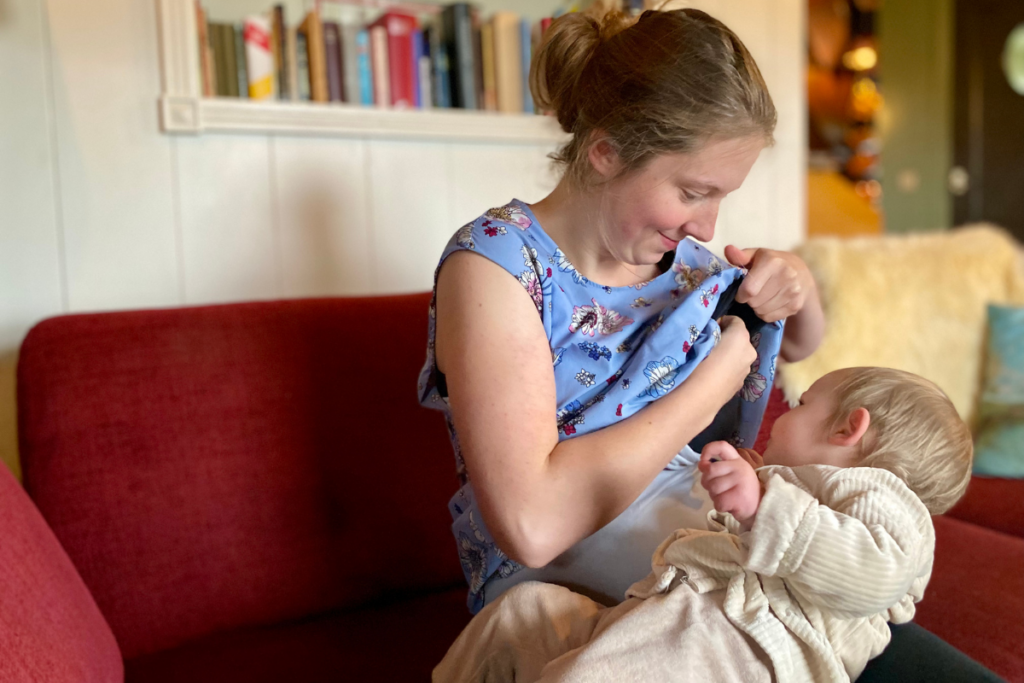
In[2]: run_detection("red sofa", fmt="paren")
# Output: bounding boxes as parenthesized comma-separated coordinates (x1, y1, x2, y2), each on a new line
(4, 293, 1022, 682)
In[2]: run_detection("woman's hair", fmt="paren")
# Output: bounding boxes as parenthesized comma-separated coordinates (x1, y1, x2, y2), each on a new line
(827, 368, 974, 515)
(530, 6, 777, 186)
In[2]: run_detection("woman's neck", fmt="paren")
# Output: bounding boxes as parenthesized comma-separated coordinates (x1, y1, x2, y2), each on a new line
(529, 181, 661, 288)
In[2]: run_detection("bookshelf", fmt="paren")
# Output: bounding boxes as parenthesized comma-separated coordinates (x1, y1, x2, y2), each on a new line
(156, 0, 566, 142)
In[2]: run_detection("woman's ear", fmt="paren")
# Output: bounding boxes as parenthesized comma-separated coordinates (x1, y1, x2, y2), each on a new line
(829, 407, 871, 447)
(587, 133, 621, 179)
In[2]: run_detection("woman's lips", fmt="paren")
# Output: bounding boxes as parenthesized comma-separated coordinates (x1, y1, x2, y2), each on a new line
(659, 232, 679, 249)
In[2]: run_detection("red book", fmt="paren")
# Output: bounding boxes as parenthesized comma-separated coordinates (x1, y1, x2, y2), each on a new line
(368, 11, 418, 108)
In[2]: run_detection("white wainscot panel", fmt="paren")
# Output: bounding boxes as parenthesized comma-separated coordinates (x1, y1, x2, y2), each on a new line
(48, 0, 181, 311)
(273, 136, 373, 297)
(175, 135, 280, 304)
(448, 143, 560, 227)
(369, 140, 454, 294)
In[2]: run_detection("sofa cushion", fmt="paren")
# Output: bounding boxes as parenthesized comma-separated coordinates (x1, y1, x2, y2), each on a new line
(915, 515, 1024, 682)
(947, 475, 1024, 539)
(17, 293, 463, 659)
(123, 588, 470, 683)
(0, 461, 123, 682)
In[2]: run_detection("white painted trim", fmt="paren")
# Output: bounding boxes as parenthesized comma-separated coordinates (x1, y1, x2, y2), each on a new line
(155, 0, 565, 143)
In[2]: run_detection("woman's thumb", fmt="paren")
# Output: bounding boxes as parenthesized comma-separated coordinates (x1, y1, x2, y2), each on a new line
(725, 244, 755, 268)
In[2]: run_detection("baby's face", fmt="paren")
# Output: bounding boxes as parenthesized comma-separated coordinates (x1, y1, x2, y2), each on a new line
(762, 370, 853, 468)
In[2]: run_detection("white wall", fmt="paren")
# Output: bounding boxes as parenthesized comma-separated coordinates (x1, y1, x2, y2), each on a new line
(0, 0, 805, 477)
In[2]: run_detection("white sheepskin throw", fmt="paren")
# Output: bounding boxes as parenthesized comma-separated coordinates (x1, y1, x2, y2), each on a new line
(777, 224, 1024, 425)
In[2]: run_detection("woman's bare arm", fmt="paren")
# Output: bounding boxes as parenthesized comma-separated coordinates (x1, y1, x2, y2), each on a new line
(435, 251, 754, 568)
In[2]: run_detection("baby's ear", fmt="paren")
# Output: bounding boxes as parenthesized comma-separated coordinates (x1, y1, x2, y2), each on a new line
(829, 407, 871, 447)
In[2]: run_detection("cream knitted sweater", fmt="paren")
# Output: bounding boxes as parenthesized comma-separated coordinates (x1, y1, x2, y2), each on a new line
(626, 464, 934, 683)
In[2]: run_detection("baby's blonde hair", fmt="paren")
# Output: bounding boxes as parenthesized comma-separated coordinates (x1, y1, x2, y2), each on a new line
(827, 368, 973, 515)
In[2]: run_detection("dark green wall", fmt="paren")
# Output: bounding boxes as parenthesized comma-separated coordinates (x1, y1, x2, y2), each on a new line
(878, 0, 954, 232)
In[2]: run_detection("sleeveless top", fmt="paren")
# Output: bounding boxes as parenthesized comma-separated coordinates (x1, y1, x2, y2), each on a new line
(417, 199, 783, 613)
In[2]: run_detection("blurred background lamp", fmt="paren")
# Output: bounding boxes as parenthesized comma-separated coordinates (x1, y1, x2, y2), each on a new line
(842, 45, 878, 71)
(1005, 23, 1024, 96)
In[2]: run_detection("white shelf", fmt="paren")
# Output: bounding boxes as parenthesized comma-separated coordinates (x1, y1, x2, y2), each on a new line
(159, 95, 567, 142)
(156, 0, 565, 143)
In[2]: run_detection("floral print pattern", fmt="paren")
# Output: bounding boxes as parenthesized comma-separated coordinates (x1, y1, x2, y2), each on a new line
(418, 199, 784, 614)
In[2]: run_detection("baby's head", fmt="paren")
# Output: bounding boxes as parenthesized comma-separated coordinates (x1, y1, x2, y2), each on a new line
(764, 367, 973, 514)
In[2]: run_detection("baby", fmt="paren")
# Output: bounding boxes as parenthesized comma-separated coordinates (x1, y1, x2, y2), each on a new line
(433, 367, 973, 683)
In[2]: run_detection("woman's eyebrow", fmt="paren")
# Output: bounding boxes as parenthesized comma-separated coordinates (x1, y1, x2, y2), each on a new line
(680, 179, 722, 194)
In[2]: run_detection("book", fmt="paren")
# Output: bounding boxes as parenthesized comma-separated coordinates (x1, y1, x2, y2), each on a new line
(492, 12, 523, 113)
(226, 23, 242, 97)
(369, 25, 390, 106)
(235, 24, 249, 99)
(472, 7, 484, 109)
(295, 30, 311, 101)
(369, 12, 418, 109)
(286, 26, 299, 100)
(210, 22, 230, 97)
(356, 29, 373, 105)
(441, 3, 476, 109)
(272, 5, 289, 100)
(244, 15, 275, 100)
(521, 18, 533, 113)
(341, 24, 361, 104)
(298, 10, 328, 102)
(195, 2, 215, 97)
(323, 21, 344, 102)
(415, 29, 432, 109)
(411, 28, 423, 108)
(480, 20, 497, 111)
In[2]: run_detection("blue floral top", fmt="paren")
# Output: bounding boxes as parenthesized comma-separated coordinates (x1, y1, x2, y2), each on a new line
(417, 199, 782, 613)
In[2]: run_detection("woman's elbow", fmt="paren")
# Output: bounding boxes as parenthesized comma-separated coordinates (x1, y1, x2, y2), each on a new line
(491, 520, 565, 569)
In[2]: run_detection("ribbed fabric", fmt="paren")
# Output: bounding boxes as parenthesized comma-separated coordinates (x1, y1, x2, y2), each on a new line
(628, 464, 934, 683)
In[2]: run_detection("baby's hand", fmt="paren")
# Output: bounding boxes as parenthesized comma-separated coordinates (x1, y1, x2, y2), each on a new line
(698, 441, 763, 528)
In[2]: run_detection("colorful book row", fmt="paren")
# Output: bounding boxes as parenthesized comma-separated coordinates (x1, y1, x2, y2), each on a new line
(195, 2, 554, 114)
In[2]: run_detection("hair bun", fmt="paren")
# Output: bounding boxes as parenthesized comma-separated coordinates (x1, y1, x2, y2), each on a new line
(530, 8, 633, 132)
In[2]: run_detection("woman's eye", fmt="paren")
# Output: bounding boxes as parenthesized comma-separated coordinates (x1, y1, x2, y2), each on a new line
(679, 189, 703, 202)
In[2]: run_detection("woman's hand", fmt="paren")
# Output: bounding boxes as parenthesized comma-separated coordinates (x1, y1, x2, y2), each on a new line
(724, 245, 825, 362)
(724, 245, 814, 323)
(699, 315, 757, 397)
(698, 441, 763, 528)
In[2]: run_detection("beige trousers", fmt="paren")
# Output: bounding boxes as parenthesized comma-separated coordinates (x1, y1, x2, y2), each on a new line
(433, 581, 774, 683)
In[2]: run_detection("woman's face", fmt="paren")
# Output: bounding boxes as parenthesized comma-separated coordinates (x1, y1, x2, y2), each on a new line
(592, 136, 764, 266)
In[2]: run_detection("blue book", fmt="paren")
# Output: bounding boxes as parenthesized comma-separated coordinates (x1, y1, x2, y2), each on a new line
(521, 19, 534, 114)
(356, 29, 373, 106)
(412, 29, 423, 108)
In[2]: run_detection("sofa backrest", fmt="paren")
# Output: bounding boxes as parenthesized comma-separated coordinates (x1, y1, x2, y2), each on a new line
(0, 456, 123, 681)
(17, 293, 462, 659)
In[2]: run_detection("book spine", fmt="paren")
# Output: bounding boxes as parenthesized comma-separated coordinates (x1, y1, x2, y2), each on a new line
(341, 25, 361, 104)
(442, 4, 475, 109)
(370, 25, 390, 107)
(195, 3, 214, 97)
(301, 11, 328, 102)
(323, 22, 343, 102)
(244, 15, 275, 100)
(411, 28, 423, 108)
(295, 31, 311, 101)
(471, 7, 484, 110)
(273, 5, 289, 100)
(493, 13, 523, 114)
(521, 19, 533, 113)
(235, 24, 249, 99)
(356, 29, 373, 105)
(211, 23, 228, 97)
(373, 13, 416, 109)
(286, 26, 299, 100)
(222, 24, 239, 97)
(416, 30, 432, 109)
(480, 20, 496, 111)
(435, 28, 451, 108)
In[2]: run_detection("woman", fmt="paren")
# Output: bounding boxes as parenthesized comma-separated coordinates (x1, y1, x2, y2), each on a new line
(418, 7, 823, 614)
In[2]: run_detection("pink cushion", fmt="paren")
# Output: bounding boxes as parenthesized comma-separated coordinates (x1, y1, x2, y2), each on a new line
(17, 294, 462, 659)
(916, 515, 1024, 682)
(0, 461, 122, 682)
(123, 587, 470, 683)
